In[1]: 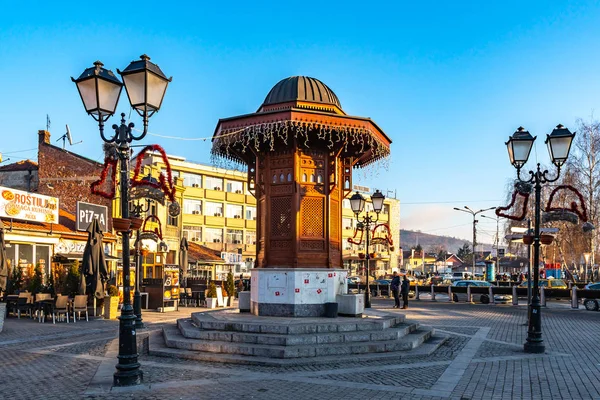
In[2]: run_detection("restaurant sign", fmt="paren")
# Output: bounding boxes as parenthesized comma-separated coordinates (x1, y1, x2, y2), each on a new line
(76, 201, 108, 231)
(0, 185, 59, 223)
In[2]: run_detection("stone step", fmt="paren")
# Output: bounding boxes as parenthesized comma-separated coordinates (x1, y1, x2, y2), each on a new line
(152, 329, 445, 366)
(190, 312, 405, 334)
(163, 325, 434, 359)
(178, 318, 419, 345)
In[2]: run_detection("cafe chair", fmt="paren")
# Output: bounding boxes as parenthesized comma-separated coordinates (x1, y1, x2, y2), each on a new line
(15, 297, 33, 319)
(51, 295, 70, 324)
(73, 295, 88, 322)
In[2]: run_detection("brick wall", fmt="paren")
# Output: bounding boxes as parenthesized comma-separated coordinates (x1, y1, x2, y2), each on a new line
(37, 130, 112, 228)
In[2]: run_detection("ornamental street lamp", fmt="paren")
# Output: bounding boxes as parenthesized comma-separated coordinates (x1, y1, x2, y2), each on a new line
(72, 55, 171, 386)
(350, 190, 385, 308)
(453, 206, 496, 275)
(505, 125, 575, 354)
(130, 198, 153, 329)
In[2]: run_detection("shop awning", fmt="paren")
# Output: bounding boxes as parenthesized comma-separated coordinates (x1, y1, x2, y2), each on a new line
(54, 252, 120, 261)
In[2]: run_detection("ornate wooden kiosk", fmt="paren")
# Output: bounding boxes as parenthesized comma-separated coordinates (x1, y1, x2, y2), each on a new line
(212, 76, 391, 316)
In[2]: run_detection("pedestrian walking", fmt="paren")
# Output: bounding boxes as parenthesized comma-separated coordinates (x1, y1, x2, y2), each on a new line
(401, 275, 410, 309)
(390, 271, 400, 308)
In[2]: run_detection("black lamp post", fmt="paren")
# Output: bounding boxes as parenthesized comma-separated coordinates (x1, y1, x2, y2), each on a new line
(349, 190, 385, 308)
(72, 55, 171, 386)
(453, 206, 496, 276)
(505, 125, 575, 354)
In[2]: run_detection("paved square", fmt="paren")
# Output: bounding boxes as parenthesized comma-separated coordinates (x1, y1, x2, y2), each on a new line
(0, 301, 598, 399)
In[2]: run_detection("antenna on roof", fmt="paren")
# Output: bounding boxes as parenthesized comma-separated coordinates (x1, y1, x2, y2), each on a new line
(56, 125, 83, 149)
(46, 114, 51, 131)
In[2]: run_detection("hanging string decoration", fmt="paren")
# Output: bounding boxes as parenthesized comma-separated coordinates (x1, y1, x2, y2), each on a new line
(211, 120, 391, 169)
(138, 214, 163, 242)
(495, 181, 532, 221)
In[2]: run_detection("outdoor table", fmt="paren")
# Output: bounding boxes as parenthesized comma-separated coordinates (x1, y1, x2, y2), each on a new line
(35, 299, 55, 323)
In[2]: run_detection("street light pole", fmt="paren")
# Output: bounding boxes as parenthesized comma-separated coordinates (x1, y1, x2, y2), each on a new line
(505, 125, 575, 354)
(350, 190, 385, 309)
(453, 206, 496, 276)
(72, 55, 171, 386)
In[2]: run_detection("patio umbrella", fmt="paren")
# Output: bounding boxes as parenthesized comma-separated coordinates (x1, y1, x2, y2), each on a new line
(81, 218, 109, 299)
(0, 220, 8, 293)
(179, 237, 189, 282)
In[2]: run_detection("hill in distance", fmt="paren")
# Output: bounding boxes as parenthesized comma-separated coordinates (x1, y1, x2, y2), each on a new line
(400, 230, 492, 254)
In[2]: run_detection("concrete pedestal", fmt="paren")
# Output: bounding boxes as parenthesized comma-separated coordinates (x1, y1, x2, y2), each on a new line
(250, 268, 348, 317)
(238, 291, 251, 312)
(336, 294, 364, 317)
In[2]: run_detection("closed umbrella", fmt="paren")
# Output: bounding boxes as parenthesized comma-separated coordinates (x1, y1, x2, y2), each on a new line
(0, 220, 8, 293)
(179, 237, 189, 282)
(81, 218, 109, 299)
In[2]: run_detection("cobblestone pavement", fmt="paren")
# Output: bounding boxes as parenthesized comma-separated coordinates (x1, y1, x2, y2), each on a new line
(0, 301, 599, 399)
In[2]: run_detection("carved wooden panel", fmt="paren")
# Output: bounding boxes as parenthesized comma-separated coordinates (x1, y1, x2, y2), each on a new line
(270, 240, 293, 249)
(271, 184, 293, 195)
(301, 197, 324, 237)
(330, 199, 339, 242)
(300, 240, 324, 250)
(271, 197, 292, 237)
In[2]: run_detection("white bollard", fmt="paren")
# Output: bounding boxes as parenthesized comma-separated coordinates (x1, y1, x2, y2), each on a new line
(467, 285, 473, 303)
(415, 285, 420, 300)
(512, 285, 518, 305)
(571, 286, 578, 309)
(431, 284, 436, 301)
(540, 286, 546, 307)
(489, 286, 495, 305)
(448, 285, 454, 302)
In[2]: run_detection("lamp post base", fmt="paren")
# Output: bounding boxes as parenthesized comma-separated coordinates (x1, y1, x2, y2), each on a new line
(523, 340, 545, 354)
(113, 310, 143, 386)
(364, 288, 371, 309)
(523, 303, 545, 354)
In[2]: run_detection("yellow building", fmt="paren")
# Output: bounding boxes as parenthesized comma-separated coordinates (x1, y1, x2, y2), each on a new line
(118, 154, 400, 281)
(341, 186, 400, 278)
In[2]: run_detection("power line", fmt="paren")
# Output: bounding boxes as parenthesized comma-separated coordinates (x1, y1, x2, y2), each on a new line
(2, 148, 37, 155)
(402, 199, 501, 205)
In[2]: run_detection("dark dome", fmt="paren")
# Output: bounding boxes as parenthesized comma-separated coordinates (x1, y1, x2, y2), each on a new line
(262, 76, 342, 109)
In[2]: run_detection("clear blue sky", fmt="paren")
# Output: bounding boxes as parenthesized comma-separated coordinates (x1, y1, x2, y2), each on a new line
(2, 1, 600, 245)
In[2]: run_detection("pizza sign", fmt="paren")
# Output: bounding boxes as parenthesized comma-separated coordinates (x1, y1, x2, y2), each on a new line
(0, 186, 59, 223)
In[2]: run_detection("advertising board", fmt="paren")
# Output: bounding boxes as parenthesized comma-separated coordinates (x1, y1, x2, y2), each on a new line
(0, 186, 59, 223)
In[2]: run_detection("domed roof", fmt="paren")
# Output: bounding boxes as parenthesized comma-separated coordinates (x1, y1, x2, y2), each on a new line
(262, 76, 342, 110)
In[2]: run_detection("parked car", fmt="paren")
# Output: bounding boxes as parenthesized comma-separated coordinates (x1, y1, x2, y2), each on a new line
(583, 282, 600, 311)
(348, 276, 361, 284)
(518, 279, 568, 289)
(451, 280, 512, 304)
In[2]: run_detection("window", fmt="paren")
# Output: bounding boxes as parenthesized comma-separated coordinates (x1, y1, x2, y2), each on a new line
(205, 228, 223, 243)
(343, 218, 353, 230)
(162, 169, 180, 179)
(226, 181, 243, 193)
(226, 204, 243, 219)
(302, 174, 307, 182)
(317, 174, 323, 183)
(205, 176, 223, 190)
(245, 231, 256, 245)
(168, 214, 178, 227)
(183, 199, 202, 214)
(245, 206, 257, 220)
(342, 199, 351, 209)
(226, 229, 243, 244)
(183, 225, 202, 242)
(205, 201, 223, 216)
(183, 173, 202, 188)
(383, 204, 390, 214)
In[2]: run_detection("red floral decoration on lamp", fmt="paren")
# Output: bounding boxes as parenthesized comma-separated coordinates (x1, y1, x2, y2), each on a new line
(495, 183, 531, 221)
(90, 157, 118, 199)
(131, 144, 176, 202)
(544, 185, 588, 222)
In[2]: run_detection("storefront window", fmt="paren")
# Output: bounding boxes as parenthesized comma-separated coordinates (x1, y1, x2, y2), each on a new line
(226, 180, 243, 193)
(226, 204, 243, 218)
(226, 229, 243, 244)
(18, 244, 33, 271)
(36, 245, 50, 277)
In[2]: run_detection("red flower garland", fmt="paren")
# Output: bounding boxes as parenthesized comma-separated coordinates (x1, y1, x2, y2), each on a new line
(90, 157, 118, 200)
(131, 144, 176, 202)
(545, 185, 588, 222)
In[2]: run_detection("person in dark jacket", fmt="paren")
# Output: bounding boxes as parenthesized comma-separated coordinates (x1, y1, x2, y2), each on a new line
(400, 275, 410, 309)
(390, 271, 400, 308)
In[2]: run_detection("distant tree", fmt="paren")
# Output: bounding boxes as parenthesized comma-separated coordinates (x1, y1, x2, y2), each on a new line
(412, 244, 423, 252)
(457, 243, 472, 260)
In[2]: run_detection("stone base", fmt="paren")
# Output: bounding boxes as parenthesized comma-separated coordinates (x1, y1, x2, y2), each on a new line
(251, 301, 325, 317)
(250, 268, 348, 317)
(238, 291, 251, 312)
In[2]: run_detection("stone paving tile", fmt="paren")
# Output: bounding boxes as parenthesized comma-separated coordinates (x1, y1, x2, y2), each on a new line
(473, 340, 522, 359)
(317, 364, 448, 388)
(45, 338, 113, 357)
(141, 365, 227, 384)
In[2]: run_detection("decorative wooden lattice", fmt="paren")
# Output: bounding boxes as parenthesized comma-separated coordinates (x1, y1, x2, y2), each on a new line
(300, 240, 324, 250)
(271, 197, 292, 237)
(330, 199, 339, 241)
(301, 197, 324, 237)
(270, 240, 293, 249)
